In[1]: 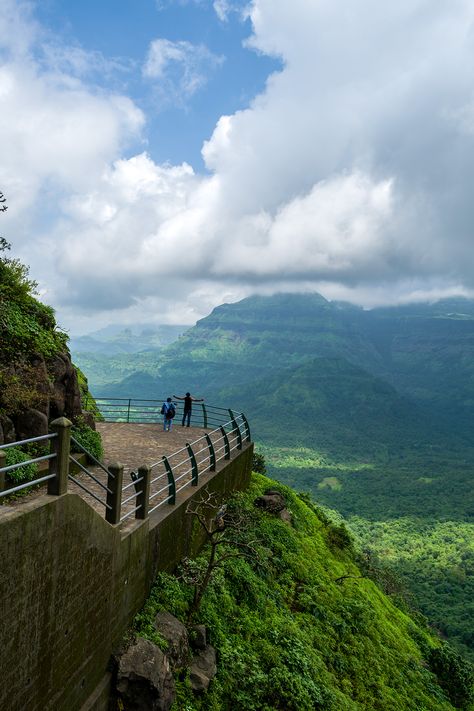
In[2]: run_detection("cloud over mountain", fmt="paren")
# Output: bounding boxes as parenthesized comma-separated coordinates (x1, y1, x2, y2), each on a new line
(2, 0, 474, 327)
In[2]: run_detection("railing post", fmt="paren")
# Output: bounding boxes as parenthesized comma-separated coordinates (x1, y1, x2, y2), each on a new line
(228, 409, 242, 450)
(0, 449, 5, 492)
(135, 465, 150, 520)
(186, 444, 199, 486)
(127, 399, 131, 423)
(205, 434, 216, 471)
(48, 417, 72, 496)
(162, 456, 176, 504)
(241, 412, 251, 442)
(220, 426, 231, 460)
(106, 462, 123, 524)
(201, 403, 208, 429)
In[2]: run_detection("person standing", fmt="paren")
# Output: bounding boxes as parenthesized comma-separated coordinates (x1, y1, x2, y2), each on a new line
(173, 392, 204, 427)
(161, 397, 176, 431)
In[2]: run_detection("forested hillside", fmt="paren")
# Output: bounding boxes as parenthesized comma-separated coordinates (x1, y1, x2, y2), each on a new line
(133, 474, 473, 711)
(72, 292, 474, 660)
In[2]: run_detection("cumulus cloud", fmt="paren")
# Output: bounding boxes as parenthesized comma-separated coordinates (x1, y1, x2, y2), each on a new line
(3, 0, 474, 328)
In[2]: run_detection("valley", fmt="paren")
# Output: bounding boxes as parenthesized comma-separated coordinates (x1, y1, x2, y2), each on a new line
(72, 292, 474, 661)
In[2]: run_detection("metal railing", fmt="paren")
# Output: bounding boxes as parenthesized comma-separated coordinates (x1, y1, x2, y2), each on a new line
(83, 396, 237, 430)
(0, 433, 58, 499)
(0, 406, 252, 527)
(119, 410, 250, 522)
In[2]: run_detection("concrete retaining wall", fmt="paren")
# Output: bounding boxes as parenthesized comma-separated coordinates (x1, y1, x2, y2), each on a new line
(0, 444, 253, 711)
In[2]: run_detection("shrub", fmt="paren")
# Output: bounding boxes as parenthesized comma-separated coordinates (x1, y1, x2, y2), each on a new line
(5, 446, 38, 484)
(71, 419, 103, 461)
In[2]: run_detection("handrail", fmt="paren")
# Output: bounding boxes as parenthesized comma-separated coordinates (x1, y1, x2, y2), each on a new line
(0, 405, 251, 529)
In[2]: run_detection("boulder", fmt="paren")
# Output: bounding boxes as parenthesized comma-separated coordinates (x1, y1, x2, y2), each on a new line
(154, 611, 190, 669)
(49, 352, 82, 420)
(0, 416, 15, 444)
(190, 625, 207, 651)
(254, 490, 286, 514)
(189, 645, 217, 693)
(116, 638, 175, 711)
(15, 409, 48, 441)
(278, 509, 293, 525)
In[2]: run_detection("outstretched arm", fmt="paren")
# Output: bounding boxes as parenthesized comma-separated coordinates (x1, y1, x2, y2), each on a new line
(192, 397, 204, 402)
(173, 395, 185, 400)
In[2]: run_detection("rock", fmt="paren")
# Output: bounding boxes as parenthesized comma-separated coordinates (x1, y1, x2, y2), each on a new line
(189, 645, 217, 693)
(80, 410, 96, 430)
(190, 625, 207, 651)
(278, 509, 292, 524)
(154, 611, 190, 669)
(0, 416, 15, 444)
(49, 352, 82, 420)
(254, 490, 286, 514)
(116, 638, 175, 711)
(15, 409, 48, 440)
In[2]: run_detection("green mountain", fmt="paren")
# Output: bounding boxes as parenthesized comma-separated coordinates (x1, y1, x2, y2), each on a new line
(71, 292, 474, 660)
(134, 474, 474, 711)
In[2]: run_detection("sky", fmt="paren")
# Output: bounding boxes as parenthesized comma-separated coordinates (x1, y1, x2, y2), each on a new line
(2, 0, 474, 334)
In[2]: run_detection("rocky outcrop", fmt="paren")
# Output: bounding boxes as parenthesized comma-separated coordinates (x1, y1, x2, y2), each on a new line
(1, 350, 89, 442)
(254, 489, 292, 524)
(115, 616, 218, 705)
(154, 611, 190, 670)
(189, 645, 217, 693)
(116, 638, 175, 711)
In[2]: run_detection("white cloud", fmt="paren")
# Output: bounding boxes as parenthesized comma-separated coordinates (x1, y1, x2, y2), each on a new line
(4, 0, 474, 330)
(143, 38, 224, 101)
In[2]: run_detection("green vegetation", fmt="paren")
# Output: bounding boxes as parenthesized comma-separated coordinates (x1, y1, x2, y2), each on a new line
(76, 293, 474, 662)
(71, 417, 103, 461)
(135, 474, 473, 710)
(0, 238, 68, 417)
(4, 446, 38, 484)
(0, 238, 67, 363)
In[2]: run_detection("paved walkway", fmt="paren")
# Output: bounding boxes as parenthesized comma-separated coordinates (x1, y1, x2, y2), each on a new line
(3, 422, 242, 527)
(70, 422, 240, 526)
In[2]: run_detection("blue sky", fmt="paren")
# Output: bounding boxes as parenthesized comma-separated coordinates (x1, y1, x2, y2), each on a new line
(2, 0, 474, 334)
(34, 0, 279, 169)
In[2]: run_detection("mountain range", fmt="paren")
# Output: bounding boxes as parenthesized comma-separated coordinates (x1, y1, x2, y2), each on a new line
(71, 292, 474, 660)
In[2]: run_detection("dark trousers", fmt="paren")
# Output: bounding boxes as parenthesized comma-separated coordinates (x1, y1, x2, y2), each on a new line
(182, 410, 191, 427)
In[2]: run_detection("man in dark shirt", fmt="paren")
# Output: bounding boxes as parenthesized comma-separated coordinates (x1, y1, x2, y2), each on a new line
(173, 392, 204, 427)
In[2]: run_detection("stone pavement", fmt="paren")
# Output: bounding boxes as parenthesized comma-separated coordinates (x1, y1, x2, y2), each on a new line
(69, 421, 240, 525)
(3, 421, 242, 527)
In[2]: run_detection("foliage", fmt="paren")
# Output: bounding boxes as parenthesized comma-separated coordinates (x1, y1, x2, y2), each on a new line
(134, 474, 461, 711)
(0, 239, 67, 363)
(75, 367, 104, 421)
(252, 451, 266, 474)
(73, 292, 474, 662)
(4, 446, 38, 484)
(428, 644, 474, 708)
(71, 418, 103, 461)
(0, 363, 46, 416)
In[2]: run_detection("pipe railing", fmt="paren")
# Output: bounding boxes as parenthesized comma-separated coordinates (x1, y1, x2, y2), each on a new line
(0, 407, 251, 527)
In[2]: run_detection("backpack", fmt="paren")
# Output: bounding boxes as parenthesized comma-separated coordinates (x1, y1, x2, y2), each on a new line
(160, 404, 165, 415)
(166, 403, 176, 419)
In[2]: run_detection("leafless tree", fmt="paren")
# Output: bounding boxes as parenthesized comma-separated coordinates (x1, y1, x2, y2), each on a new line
(0, 192, 7, 212)
(180, 489, 260, 622)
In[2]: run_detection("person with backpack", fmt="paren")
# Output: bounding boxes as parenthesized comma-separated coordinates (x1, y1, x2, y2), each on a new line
(173, 392, 204, 427)
(161, 397, 176, 431)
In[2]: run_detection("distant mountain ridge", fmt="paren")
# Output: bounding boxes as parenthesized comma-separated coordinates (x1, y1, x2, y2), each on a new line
(71, 292, 474, 660)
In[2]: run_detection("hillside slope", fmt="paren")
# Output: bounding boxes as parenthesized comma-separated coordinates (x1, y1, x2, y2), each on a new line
(134, 474, 473, 711)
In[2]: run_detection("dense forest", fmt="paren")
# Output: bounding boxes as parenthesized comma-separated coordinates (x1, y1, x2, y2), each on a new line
(72, 293, 474, 662)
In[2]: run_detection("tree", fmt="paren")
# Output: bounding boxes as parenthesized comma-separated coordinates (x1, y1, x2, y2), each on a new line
(0, 191, 7, 212)
(180, 490, 260, 622)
